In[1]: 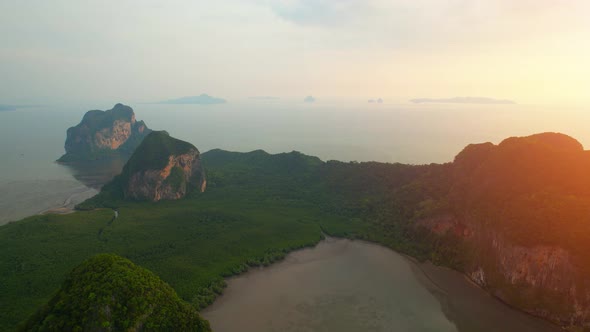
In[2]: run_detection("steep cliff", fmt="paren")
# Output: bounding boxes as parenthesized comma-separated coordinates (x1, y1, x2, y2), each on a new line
(20, 254, 211, 332)
(416, 133, 590, 328)
(57, 103, 151, 162)
(105, 131, 206, 202)
(321, 132, 590, 330)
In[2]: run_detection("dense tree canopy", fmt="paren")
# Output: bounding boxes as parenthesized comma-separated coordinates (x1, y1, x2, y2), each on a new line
(20, 254, 211, 332)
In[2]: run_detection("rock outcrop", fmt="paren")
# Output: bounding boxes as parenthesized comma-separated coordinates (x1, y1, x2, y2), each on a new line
(416, 132, 590, 329)
(57, 103, 151, 162)
(113, 131, 206, 202)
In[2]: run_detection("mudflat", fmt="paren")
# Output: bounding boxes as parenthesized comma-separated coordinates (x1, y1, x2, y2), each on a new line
(203, 237, 559, 332)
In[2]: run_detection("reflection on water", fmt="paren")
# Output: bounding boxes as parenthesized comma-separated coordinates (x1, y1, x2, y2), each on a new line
(0, 107, 127, 224)
(0, 157, 125, 225)
(413, 262, 560, 332)
(0, 179, 97, 224)
(58, 156, 126, 189)
(202, 238, 560, 332)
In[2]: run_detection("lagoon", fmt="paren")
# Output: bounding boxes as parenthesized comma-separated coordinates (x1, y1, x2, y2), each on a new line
(202, 238, 559, 332)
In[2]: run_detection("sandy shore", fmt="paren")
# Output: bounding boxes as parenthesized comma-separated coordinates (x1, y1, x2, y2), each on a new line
(0, 180, 98, 225)
(39, 186, 98, 216)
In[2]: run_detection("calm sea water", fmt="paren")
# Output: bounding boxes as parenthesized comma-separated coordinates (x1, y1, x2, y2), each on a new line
(1, 101, 588, 224)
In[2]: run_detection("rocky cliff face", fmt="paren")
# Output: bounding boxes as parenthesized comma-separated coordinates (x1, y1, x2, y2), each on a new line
(415, 132, 590, 329)
(125, 149, 206, 201)
(58, 103, 151, 162)
(418, 215, 589, 327)
(115, 131, 206, 202)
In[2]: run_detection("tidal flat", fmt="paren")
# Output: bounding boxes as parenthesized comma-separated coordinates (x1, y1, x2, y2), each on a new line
(203, 237, 560, 332)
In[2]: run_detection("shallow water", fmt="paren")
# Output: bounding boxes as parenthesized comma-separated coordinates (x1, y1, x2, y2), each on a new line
(0, 179, 97, 223)
(412, 262, 559, 332)
(202, 238, 559, 332)
(0, 107, 125, 224)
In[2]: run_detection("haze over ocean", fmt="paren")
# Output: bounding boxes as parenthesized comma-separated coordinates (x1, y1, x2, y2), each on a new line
(0, 100, 588, 224)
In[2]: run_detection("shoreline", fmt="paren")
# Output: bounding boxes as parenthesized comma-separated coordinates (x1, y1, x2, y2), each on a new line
(340, 238, 559, 331)
(0, 181, 99, 226)
(360, 238, 562, 332)
(0, 194, 566, 332)
(203, 235, 561, 332)
(405, 256, 562, 332)
(202, 236, 460, 332)
(347, 237, 562, 332)
(38, 186, 98, 216)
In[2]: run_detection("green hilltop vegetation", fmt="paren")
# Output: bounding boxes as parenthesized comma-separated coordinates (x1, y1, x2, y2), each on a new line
(2, 132, 590, 330)
(20, 254, 210, 332)
(0, 145, 462, 331)
(123, 131, 195, 172)
(0, 149, 346, 331)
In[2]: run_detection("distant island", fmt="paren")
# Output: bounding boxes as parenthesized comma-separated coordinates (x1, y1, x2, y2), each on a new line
(157, 94, 227, 105)
(249, 96, 280, 100)
(21, 254, 211, 332)
(411, 97, 516, 105)
(304, 95, 316, 103)
(368, 98, 383, 104)
(0, 105, 16, 112)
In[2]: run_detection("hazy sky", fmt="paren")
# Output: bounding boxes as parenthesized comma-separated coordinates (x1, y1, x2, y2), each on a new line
(1, 1, 589, 105)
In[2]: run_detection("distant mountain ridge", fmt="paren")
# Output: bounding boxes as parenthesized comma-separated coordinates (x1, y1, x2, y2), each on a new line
(411, 97, 516, 104)
(157, 94, 226, 105)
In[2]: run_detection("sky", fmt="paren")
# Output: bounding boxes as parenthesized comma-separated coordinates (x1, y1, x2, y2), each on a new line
(1, 0, 589, 106)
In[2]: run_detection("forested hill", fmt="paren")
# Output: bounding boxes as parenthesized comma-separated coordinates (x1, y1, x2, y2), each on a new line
(320, 132, 590, 328)
(3, 132, 590, 330)
(20, 254, 210, 332)
(76, 132, 590, 328)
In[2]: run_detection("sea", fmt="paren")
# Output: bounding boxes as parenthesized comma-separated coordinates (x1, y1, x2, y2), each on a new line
(0, 100, 588, 225)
